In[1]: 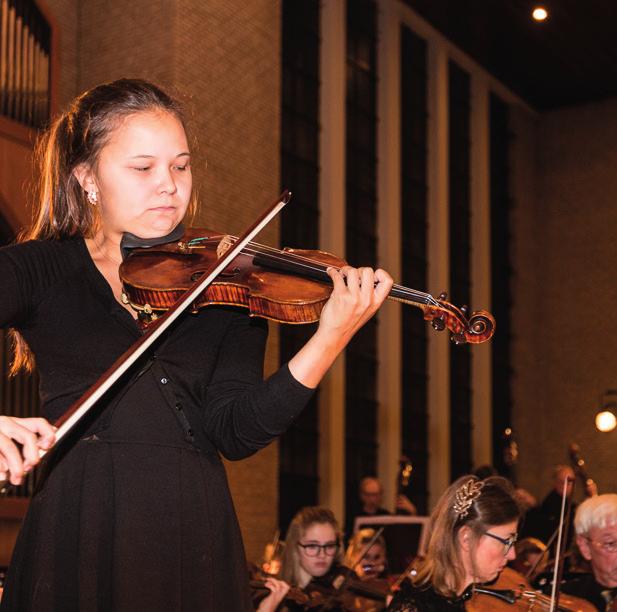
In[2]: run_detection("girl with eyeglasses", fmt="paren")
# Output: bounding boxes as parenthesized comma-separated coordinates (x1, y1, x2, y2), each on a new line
(254, 506, 344, 611)
(281, 506, 343, 592)
(387, 475, 521, 611)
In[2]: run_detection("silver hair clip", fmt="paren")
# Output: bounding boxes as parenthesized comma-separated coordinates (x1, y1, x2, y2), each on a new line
(453, 479, 484, 520)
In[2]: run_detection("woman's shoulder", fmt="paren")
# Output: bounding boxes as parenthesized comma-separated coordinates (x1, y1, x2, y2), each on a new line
(0, 236, 84, 268)
(0, 237, 87, 307)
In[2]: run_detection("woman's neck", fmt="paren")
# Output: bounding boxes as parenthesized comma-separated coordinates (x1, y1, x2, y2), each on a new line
(297, 566, 313, 589)
(90, 231, 123, 266)
(457, 575, 474, 596)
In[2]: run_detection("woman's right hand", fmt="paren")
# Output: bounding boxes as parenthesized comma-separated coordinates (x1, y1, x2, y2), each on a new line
(0, 417, 56, 485)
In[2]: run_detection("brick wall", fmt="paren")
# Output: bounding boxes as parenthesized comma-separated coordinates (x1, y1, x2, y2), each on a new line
(512, 98, 617, 500)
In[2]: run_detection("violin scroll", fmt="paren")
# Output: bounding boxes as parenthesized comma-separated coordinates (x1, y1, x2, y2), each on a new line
(423, 295, 495, 345)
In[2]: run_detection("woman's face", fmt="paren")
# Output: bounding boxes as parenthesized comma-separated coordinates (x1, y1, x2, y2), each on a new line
(298, 522, 338, 578)
(88, 110, 192, 240)
(470, 520, 518, 583)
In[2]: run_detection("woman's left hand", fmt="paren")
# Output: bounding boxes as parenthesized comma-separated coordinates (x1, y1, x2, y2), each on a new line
(316, 266, 393, 346)
(288, 266, 392, 389)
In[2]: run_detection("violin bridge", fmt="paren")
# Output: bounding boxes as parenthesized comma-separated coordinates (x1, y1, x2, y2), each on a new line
(217, 235, 234, 259)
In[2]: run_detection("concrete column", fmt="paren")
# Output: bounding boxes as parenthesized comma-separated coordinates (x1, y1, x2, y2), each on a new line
(470, 73, 492, 469)
(318, 0, 347, 524)
(426, 38, 451, 510)
(376, 0, 402, 511)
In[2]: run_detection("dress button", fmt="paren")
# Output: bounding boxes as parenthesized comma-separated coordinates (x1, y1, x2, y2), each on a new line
(187, 429, 194, 437)
(160, 377, 168, 384)
(175, 402, 183, 411)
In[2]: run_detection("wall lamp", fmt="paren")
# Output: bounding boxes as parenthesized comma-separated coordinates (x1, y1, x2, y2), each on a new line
(595, 389, 617, 432)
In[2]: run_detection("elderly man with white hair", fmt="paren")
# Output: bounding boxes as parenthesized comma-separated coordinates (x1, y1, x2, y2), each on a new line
(558, 494, 617, 610)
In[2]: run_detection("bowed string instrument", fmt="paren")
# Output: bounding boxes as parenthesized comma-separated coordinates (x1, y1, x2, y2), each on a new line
(0, 191, 495, 493)
(118, 220, 495, 345)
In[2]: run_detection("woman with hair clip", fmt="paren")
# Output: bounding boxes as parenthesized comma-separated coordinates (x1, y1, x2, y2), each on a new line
(0, 79, 392, 611)
(387, 475, 521, 611)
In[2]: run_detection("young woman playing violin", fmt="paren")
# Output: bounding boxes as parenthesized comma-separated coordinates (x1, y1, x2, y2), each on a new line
(344, 528, 389, 582)
(387, 475, 521, 611)
(0, 79, 392, 611)
(254, 506, 344, 611)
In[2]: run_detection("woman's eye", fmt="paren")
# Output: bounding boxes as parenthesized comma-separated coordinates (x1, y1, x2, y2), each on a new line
(174, 164, 190, 171)
(133, 167, 151, 172)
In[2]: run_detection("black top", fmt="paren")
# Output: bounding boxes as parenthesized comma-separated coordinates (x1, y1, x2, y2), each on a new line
(387, 580, 472, 612)
(536, 572, 617, 611)
(0, 237, 314, 611)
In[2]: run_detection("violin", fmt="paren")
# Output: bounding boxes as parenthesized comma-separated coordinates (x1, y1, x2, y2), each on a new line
(466, 567, 596, 612)
(250, 578, 314, 608)
(251, 575, 389, 611)
(312, 572, 389, 611)
(118, 227, 495, 344)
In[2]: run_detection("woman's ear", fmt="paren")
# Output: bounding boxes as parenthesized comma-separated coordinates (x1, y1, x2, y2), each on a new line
(72, 163, 97, 193)
(457, 525, 472, 553)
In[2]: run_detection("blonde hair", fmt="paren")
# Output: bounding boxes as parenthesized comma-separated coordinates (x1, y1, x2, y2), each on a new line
(11, 78, 196, 374)
(343, 528, 386, 569)
(279, 506, 343, 586)
(413, 475, 520, 598)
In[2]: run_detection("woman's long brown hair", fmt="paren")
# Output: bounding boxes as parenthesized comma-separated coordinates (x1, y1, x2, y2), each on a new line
(10, 78, 196, 374)
(413, 475, 520, 598)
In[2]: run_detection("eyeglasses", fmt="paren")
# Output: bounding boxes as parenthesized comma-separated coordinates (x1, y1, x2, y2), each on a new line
(297, 542, 338, 557)
(484, 531, 518, 555)
(585, 538, 617, 554)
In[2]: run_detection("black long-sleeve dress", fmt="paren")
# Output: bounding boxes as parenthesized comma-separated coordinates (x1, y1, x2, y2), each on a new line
(0, 237, 314, 612)
(386, 579, 472, 611)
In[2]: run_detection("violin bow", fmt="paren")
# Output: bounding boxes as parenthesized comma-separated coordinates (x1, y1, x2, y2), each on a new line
(549, 475, 575, 611)
(327, 526, 385, 602)
(0, 191, 291, 494)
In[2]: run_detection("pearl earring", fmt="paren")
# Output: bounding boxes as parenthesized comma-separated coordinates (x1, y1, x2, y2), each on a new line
(87, 190, 98, 205)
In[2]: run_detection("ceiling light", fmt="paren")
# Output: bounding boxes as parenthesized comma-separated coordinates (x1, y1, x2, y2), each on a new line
(532, 7, 548, 21)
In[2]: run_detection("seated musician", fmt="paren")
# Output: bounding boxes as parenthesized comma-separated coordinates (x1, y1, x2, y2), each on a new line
(255, 506, 344, 611)
(554, 493, 617, 610)
(346, 477, 417, 539)
(509, 537, 548, 581)
(387, 475, 521, 611)
(344, 528, 389, 581)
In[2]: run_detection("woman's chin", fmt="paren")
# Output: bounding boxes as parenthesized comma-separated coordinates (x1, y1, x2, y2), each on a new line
(133, 220, 180, 239)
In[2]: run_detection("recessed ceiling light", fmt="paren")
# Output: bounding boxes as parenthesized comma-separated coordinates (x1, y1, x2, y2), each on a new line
(532, 7, 548, 21)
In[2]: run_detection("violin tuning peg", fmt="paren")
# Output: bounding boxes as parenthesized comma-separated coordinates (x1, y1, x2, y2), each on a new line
(438, 291, 448, 301)
(431, 318, 446, 332)
(450, 332, 466, 345)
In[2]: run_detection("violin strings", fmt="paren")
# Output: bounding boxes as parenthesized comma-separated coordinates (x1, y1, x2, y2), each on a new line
(188, 234, 440, 307)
